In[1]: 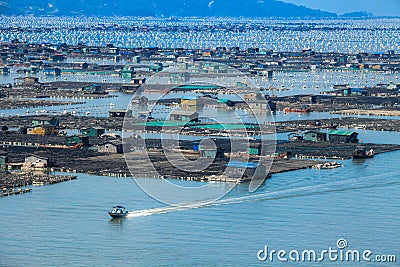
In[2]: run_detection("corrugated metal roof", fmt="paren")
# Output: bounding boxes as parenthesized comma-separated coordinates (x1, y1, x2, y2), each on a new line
(182, 96, 198, 100)
(137, 121, 191, 127)
(328, 130, 357, 136)
(170, 110, 198, 116)
(109, 109, 127, 113)
(226, 161, 258, 169)
(173, 84, 222, 90)
(191, 123, 257, 130)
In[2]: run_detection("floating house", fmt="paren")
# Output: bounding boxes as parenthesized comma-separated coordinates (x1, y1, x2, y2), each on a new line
(169, 110, 199, 122)
(131, 78, 146, 86)
(243, 93, 258, 101)
(131, 96, 148, 105)
(328, 130, 359, 143)
(81, 127, 105, 137)
(0, 66, 9, 74)
(52, 54, 65, 61)
(248, 142, 276, 156)
(132, 56, 141, 63)
(199, 143, 224, 158)
(225, 161, 267, 180)
(72, 62, 88, 70)
(248, 142, 262, 156)
(82, 84, 105, 94)
(120, 84, 138, 93)
(149, 63, 163, 72)
(202, 50, 213, 57)
(27, 125, 55, 135)
(217, 99, 235, 107)
(107, 47, 119, 54)
(303, 130, 327, 142)
(31, 116, 59, 127)
(343, 88, 367, 96)
(17, 76, 39, 85)
(23, 155, 49, 169)
(43, 67, 61, 76)
(248, 100, 269, 110)
(121, 66, 135, 79)
(109, 109, 132, 118)
(0, 150, 8, 167)
(98, 140, 123, 154)
(65, 135, 89, 147)
(169, 73, 190, 83)
(181, 96, 203, 109)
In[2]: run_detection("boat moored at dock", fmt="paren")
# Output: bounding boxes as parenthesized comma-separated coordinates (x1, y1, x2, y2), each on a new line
(283, 106, 311, 113)
(352, 148, 374, 159)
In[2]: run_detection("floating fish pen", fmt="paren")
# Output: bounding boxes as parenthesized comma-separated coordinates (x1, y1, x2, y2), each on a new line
(0, 172, 77, 197)
(0, 188, 32, 197)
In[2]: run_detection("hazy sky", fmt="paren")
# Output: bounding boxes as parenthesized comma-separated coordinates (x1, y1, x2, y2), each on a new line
(282, 0, 400, 16)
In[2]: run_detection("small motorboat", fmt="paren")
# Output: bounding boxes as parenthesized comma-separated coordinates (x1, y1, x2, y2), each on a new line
(283, 105, 311, 113)
(288, 132, 304, 141)
(108, 206, 129, 218)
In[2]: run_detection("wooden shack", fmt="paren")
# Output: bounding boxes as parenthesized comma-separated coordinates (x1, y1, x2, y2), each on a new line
(23, 155, 49, 169)
(27, 125, 55, 135)
(98, 140, 123, 154)
(169, 110, 198, 122)
(225, 161, 267, 180)
(23, 76, 39, 85)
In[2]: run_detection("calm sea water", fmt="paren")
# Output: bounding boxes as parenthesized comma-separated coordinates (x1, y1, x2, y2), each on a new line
(1, 148, 399, 266)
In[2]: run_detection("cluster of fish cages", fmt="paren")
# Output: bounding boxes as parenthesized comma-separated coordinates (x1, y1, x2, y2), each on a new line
(1, 17, 398, 52)
(0, 172, 77, 197)
(1, 188, 32, 197)
(0, 99, 81, 110)
(0, 115, 124, 131)
(276, 117, 400, 133)
(276, 141, 400, 160)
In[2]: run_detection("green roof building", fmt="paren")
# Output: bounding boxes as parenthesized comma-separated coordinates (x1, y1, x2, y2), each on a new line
(328, 130, 358, 143)
(121, 66, 135, 79)
(65, 135, 89, 147)
(81, 127, 105, 137)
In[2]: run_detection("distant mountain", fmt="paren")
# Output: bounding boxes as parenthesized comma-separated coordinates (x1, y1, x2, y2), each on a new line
(340, 11, 375, 18)
(0, 0, 337, 18)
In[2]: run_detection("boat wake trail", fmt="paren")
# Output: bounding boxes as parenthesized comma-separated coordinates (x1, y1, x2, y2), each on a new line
(127, 202, 207, 218)
(127, 171, 399, 219)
